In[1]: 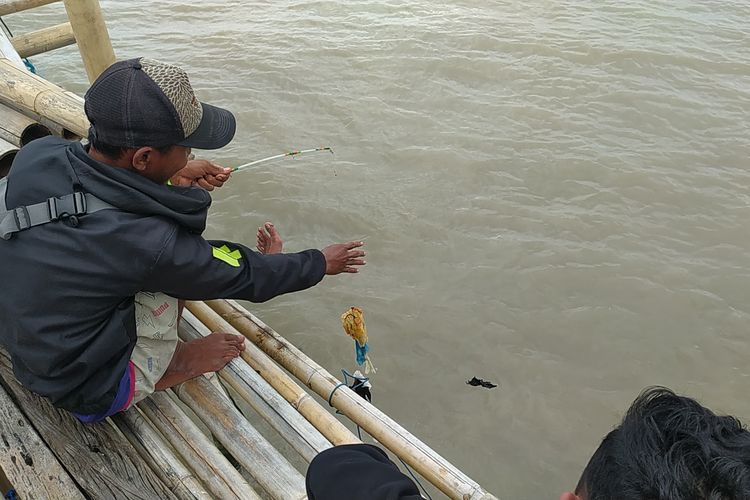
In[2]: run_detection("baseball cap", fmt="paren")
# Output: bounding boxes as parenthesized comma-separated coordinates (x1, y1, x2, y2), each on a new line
(84, 58, 236, 150)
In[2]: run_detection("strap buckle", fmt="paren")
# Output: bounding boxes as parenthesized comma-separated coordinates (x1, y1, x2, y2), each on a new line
(46, 197, 59, 221)
(72, 191, 87, 215)
(13, 206, 30, 231)
(46, 193, 88, 221)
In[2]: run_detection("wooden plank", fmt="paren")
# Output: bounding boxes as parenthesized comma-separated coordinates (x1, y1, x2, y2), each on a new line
(0, 383, 83, 499)
(175, 376, 307, 500)
(0, 349, 178, 500)
(0, 0, 60, 17)
(11, 22, 76, 58)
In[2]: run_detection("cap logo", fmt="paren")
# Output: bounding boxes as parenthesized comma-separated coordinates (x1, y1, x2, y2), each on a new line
(140, 58, 203, 138)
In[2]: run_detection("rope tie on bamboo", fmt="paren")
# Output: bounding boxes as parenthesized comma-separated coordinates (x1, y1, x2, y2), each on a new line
(327, 383, 346, 407)
(329, 370, 372, 414)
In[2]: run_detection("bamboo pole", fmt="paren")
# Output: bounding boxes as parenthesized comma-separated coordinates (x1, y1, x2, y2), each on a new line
(0, 58, 88, 136)
(205, 299, 498, 500)
(0, 137, 18, 177)
(62, 0, 114, 83)
(11, 22, 76, 58)
(112, 409, 212, 500)
(0, 0, 59, 16)
(138, 392, 259, 500)
(181, 311, 333, 463)
(186, 301, 359, 447)
(0, 103, 52, 146)
(174, 375, 307, 500)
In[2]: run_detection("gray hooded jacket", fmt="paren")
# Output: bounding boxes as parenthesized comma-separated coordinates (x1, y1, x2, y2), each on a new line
(0, 137, 326, 414)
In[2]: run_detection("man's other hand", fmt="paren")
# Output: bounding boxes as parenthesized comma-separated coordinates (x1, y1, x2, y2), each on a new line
(322, 241, 366, 275)
(170, 160, 232, 191)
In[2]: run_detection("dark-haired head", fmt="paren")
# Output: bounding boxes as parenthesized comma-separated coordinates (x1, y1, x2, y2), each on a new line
(87, 129, 190, 184)
(562, 387, 750, 500)
(87, 130, 176, 161)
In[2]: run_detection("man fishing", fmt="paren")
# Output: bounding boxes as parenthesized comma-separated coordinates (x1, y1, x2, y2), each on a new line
(0, 58, 365, 422)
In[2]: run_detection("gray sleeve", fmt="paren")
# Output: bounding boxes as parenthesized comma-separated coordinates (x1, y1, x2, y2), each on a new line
(142, 226, 327, 302)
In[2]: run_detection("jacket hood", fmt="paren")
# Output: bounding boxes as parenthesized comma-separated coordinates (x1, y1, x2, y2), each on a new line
(67, 140, 211, 233)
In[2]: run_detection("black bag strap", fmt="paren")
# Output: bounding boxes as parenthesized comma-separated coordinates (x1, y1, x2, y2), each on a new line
(0, 179, 116, 240)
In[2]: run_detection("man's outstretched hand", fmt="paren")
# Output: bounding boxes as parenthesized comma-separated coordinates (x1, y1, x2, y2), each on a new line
(170, 160, 232, 191)
(322, 241, 366, 275)
(256, 225, 365, 275)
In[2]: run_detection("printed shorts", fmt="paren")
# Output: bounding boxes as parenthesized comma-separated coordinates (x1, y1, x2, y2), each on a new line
(130, 291, 180, 405)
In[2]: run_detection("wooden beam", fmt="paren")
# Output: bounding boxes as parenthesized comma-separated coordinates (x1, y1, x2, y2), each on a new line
(175, 376, 307, 500)
(185, 302, 360, 448)
(138, 392, 259, 500)
(0, 383, 83, 498)
(0, 0, 59, 17)
(11, 22, 76, 58)
(0, 57, 88, 137)
(0, 103, 52, 147)
(0, 349, 178, 499)
(62, 0, 114, 82)
(181, 312, 333, 463)
(112, 408, 212, 500)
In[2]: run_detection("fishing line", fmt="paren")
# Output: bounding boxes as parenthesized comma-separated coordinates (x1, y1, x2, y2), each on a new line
(353, 422, 434, 500)
(0, 16, 12, 36)
(232, 147, 333, 173)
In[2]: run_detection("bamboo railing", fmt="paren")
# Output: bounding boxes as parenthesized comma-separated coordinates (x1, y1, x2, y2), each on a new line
(11, 22, 75, 58)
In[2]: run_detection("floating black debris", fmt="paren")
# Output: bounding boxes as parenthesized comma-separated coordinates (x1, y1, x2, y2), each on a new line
(467, 377, 497, 389)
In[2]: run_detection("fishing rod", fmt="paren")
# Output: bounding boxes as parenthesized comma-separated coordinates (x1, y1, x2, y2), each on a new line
(231, 147, 334, 173)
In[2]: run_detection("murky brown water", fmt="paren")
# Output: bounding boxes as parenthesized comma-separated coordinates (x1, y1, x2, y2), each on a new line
(6, 1, 750, 497)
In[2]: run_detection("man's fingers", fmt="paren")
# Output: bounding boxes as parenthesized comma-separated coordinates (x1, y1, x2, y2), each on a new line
(196, 178, 215, 191)
(204, 161, 228, 175)
(343, 266, 359, 273)
(347, 259, 366, 266)
(345, 241, 364, 249)
(205, 175, 225, 188)
(348, 250, 366, 258)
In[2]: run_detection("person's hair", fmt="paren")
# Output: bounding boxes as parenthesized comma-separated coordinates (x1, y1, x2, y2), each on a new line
(576, 386, 750, 500)
(87, 130, 174, 160)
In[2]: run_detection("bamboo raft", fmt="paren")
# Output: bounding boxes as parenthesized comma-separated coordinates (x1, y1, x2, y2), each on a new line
(0, 1, 498, 499)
